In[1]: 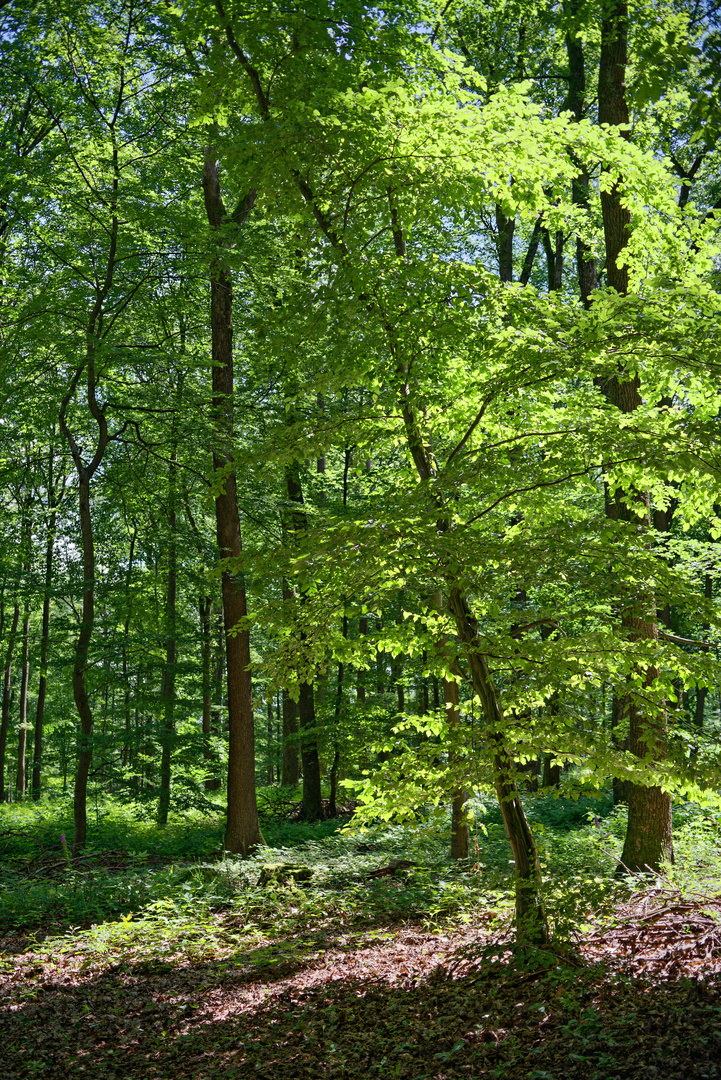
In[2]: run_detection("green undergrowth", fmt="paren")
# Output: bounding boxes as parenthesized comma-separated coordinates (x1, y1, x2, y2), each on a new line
(2, 788, 720, 968)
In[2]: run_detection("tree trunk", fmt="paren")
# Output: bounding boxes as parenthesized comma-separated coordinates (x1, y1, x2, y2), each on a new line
(203, 146, 263, 856)
(121, 525, 137, 772)
(299, 679, 322, 820)
(71, 473, 98, 854)
(32, 445, 58, 800)
(598, 0, 672, 873)
(15, 606, 30, 796)
(158, 449, 177, 825)
(448, 588, 548, 943)
(329, 635, 345, 816)
(445, 676, 470, 860)
(495, 204, 515, 283)
(694, 573, 712, 734)
(0, 602, 20, 802)
(200, 596, 220, 790)
(356, 615, 367, 703)
(266, 696, 274, 784)
(283, 463, 323, 819)
(281, 688, 300, 786)
(564, 0, 597, 306)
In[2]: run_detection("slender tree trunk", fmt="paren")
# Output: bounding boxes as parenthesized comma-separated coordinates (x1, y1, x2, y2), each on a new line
(121, 525, 137, 771)
(495, 204, 515, 283)
(71, 473, 98, 854)
(563, 0, 597, 306)
(266, 696, 274, 783)
(448, 588, 548, 941)
(445, 675, 470, 859)
(203, 146, 263, 855)
(284, 462, 323, 820)
(387, 188, 547, 941)
(206, 610, 224, 792)
(598, 0, 672, 873)
(694, 573, 712, 734)
(298, 679, 322, 820)
(158, 448, 177, 825)
(281, 688, 300, 786)
(200, 596, 219, 789)
(329, 628, 345, 816)
(15, 606, 30, 796)
(357, 615, 367, 703)
(32, 444, 58, 800)
(0, 602, 20, 802)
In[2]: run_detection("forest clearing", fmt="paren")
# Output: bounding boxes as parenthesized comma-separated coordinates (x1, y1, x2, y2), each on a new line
(2, 0, 721, 1075)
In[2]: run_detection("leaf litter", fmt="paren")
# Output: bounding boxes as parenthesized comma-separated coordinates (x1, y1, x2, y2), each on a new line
(2, 883, 721, 1079)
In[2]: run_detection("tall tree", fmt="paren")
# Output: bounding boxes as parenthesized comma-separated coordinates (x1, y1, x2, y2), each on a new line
(202, 144, 264, 855)
(597, 0, 673, 873)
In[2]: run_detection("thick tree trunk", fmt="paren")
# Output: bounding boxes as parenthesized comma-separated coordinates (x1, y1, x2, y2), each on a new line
(15, 606, 30, 796)
(597, 0, 672, 873)
(0, 602, 20, 802)
(203, 147, 263, 856)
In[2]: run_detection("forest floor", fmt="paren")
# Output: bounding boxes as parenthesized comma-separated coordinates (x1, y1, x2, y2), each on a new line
(2, 792, 721, 1079)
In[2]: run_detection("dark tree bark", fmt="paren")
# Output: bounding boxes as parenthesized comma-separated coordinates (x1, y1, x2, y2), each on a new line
(357, 615, 367, 703)
(15, 605, 30, 796)
(495, 204, 515, 282)
(121, 525, 137, 772)
(693, 573, 712, 737)
(158, 447, 178, 826)
(200, 596, 221, 790)
(298, 679, 322, 819)
(445, 675, 470, 859)
(283, 463, 323, 820)
(0, 602, 20, 802)
(206, 609, 224, 792)
(281, 687, 300, 786)
(32, 440, 59, 799)
(329, 622, 345, 817)
(542, 228, 564, 291)
(564, 0, 597, 306)
(203, 146, 263, 855)
(597, 0, 672, 873)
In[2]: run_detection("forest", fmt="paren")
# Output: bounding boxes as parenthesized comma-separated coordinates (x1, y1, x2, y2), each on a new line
(2, 0, 721, 1077)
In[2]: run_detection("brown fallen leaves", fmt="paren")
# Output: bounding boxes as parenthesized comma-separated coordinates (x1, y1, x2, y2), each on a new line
(1, 888, 720, 1080)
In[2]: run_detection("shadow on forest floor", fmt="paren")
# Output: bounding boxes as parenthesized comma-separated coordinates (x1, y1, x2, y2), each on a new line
(3, 889, 721, 1080)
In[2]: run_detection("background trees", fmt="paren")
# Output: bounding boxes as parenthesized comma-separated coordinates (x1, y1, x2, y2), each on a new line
(1, 0, 720, 941)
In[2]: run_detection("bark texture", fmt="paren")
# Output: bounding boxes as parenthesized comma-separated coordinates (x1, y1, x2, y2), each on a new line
(203, 146, 263, 856)
(597, 0, 672, 873)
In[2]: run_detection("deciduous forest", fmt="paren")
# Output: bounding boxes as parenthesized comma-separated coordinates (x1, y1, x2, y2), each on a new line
(2, 0, 721, 1076)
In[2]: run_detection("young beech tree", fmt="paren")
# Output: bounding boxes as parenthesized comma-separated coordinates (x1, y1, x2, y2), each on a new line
(192, 0, 721, 942)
